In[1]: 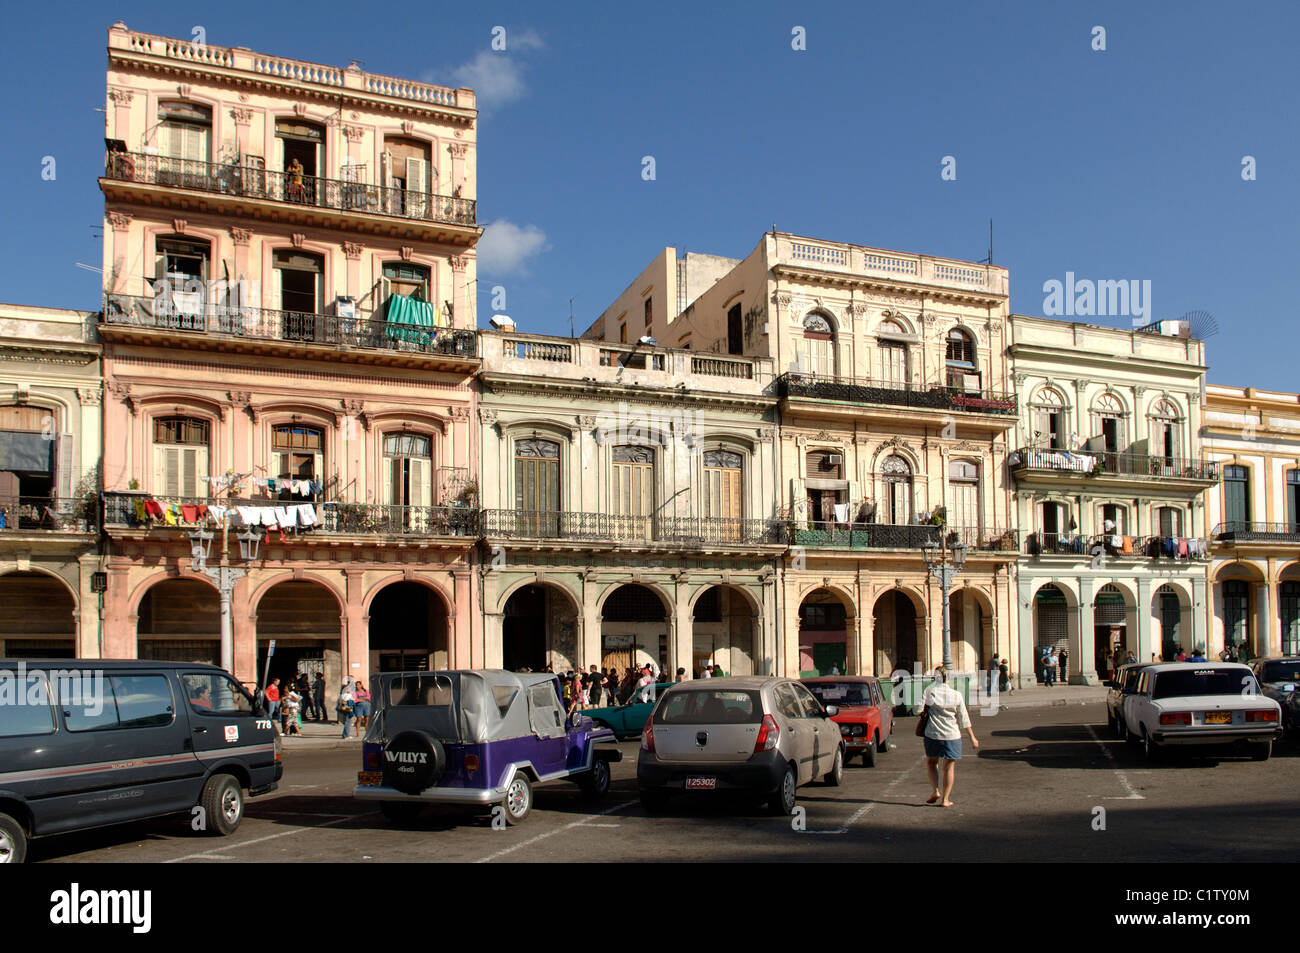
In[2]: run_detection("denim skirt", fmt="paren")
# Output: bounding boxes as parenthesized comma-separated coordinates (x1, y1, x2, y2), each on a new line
(924, 736, 962, 760)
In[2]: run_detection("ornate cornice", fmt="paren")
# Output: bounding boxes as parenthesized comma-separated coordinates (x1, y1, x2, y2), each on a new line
(0, 345, 97, 368)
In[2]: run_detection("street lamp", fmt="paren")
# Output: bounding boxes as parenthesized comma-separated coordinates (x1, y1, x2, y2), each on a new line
(191, 472, 262, 674)
(922, 530, 967, 669)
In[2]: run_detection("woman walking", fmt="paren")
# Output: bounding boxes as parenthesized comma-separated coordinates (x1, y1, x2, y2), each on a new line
(338, 681, 356, 739)
(919, 666, 979, 808)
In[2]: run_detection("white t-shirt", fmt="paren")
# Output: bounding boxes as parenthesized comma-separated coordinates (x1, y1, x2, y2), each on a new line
(921, 683, 971, 741)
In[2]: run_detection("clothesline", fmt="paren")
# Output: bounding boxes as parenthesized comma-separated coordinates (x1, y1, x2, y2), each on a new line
(132, 498, 320, 533)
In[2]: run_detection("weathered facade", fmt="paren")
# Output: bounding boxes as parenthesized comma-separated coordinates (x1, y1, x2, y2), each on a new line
(1007, 315, 1216, 683)
(477, 331, 782, 677)
(95, 24, 482, 689)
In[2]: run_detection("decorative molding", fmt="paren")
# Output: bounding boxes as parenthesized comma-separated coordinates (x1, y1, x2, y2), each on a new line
(106, 211, 132, 230)
(108, 88, 133, 105)
(76, 388, 101, 407)
(401, 120, 415, 135)
(171, 218, 187, 235)
(229, 226, 252, 245)
(448, 142, 470, 158)
(399, 245, 414, 261)
(479, 408, 499, 425)
(293, 102, 308, 117)
(342, 124, 365, 142)
(448, 406, 472, 420)
(176, 84, 191, 99)
(228, 391, 252, 412)
(988, 320, 1003, 332)
(341, 398, 364, 416)
(291, 233, 306, 249)
(342, 241, 363, 260)
(1012, 373, 1027, 387)
(450, 256, 469, 272)
(230, 107, 254, 124)
(756, 428, 775, 444)
(773, 292, 793, 307)
(578, 415, 597, 428)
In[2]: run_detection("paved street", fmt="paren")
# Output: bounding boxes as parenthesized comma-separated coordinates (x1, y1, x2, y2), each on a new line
(30, 702, 1299, 863)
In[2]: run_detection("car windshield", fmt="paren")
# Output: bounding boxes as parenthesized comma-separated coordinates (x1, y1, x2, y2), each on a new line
(1259, 661, 1300, 683)
(804, 682, 871, 706)
(655, 690, 762, 725)
(1153, 668, 1254, 699)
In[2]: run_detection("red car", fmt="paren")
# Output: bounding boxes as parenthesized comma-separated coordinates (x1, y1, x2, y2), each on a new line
(801, 676, 894, 766)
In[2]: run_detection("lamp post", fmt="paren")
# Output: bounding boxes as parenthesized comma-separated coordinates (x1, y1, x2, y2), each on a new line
(922, 529, 967, 670)
(190, 472, 261, 675)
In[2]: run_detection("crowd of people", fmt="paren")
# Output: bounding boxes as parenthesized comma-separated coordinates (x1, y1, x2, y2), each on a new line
(251, 673, 371, 739)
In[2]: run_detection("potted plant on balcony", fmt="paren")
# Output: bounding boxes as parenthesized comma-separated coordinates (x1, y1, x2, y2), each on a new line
(929, 505, 947, 527)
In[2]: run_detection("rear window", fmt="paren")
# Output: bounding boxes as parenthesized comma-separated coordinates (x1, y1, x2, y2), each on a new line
(387, 674, 454, 707)
(1259, 661, 1300, 682)
(0, 671, 56, 738)
(805, 681, 872, 707)
(655, 690, 762, 725)
(1153, 668, 1254, 699)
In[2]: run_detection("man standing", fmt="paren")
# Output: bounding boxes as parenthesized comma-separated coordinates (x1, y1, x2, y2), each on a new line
(1058, 647, 1070, 686)
(313, 672, 327, 723)
(265, 678, 281, 724)
(296, 672, 315, 721)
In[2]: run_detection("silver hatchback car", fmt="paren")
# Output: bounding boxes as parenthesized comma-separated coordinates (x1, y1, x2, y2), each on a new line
(636, 676, 844, 814)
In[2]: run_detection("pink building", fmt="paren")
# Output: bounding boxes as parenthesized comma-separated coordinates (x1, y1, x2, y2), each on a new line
(97, 24, 482, 689)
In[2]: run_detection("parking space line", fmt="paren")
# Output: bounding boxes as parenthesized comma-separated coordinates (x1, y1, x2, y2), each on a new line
(802, 760, 922, 834)
(474, 799, 639, 863)
(1084, 724, 1144, 800)
(165, 811, 378, 862)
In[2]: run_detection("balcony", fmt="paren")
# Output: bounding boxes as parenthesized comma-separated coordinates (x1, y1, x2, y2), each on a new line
(789, 523, 1019, 553)
(1025, 532, 1210, 559)
(779, 373, 1017, 417)
(104, 151, 476, 229)
(0, 497, 97, 534)
(101, 293, 477, 366)
(103, 493, 478, 538)
(772, 234, 1010, 298)
(1009, 448, 1219, 483)
(1211, 522, 1300, 544)
(481, 510, 788, 546)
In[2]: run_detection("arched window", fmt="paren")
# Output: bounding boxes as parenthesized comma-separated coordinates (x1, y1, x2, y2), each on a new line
(1030, 388, 1067, 450)
(945, 328, 979, 391)
(1148, 399, 1181, 466)
(800, 313, 836, 378)
(702, 449, 743, 520)
(153, 416, 210, 498)
(876, 320, 909, 386)
(611, 445, 655, 539)
(383, 432, 432, 508)
(1091, 392, 1126, 453)
(948, 459, 979, 531)
(881, 455, 912, 524)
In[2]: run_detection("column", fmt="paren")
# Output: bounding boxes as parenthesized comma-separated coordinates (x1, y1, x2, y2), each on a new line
(483, 612, 504, 669)
(1079, 577, 1098, 680)
(1256, 584, 1272, 657)
(76, 555, 101, 659)
(582, 583, 601, 671)
(1135, 577, 1154, 664)
(344, 570, 366, 685)
(103, 566, 135, 659)
(232, 573, 256, 683)
(672, 581, 693, 680)
(1016, 575, 1035, 689)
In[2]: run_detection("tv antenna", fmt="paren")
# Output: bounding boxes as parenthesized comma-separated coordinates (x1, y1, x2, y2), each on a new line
(977, 219, 993, 265)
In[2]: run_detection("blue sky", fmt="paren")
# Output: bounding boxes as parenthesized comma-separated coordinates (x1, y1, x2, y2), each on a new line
(1, 1, 1297, 389)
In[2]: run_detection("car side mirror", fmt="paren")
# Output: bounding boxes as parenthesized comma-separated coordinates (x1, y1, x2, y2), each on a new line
(824, 705, 838, 717)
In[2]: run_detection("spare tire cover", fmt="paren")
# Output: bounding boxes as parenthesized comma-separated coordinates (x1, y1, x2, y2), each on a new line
(382, 731, 445, 795)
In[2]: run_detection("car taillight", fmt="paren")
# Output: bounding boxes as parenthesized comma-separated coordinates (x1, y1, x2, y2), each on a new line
(363, 745, 381, 772)
(464, 754, 480, 771)
(754, 714, 780, 752)
(641, 715, 655, 752)
(274, 733, 282, 760)
(1246, 709, 1279, 723)
(1159, 712, 1192, 725)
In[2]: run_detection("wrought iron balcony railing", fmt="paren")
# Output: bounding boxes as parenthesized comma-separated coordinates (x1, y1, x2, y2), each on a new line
(105, 151, 476, 226)
(1211, 522, 1300, 542)
(481, 510, 786, 544)
(1025, 532, 1210, 559)
(103, 293, 477, 359)
(789, 523, 1018, 553)
(779, 373, 1017, 416)
(1010, 447, 1219, 481)
(103, 493, 478, 538)
(0, 497, 97, 533)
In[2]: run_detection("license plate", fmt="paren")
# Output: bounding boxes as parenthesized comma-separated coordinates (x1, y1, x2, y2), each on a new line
(1204, 711, 1232, 725)
(685, 777, 716, 790)
(357, 771, 383, 786)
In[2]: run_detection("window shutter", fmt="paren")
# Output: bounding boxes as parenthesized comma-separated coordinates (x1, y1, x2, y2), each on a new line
(406, 157, 428, 193)
(384, 457, 399, 506)
(411, 457, 430, 508)
(790, 477, 805, 520)
(182, 448, 197, 497)
(847, 480, 859, 510)
(56, 433, 75, 499)
(165, 448, 180, 497)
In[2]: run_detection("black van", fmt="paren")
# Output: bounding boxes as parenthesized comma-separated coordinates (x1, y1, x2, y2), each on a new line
(0, 659, 281, 863)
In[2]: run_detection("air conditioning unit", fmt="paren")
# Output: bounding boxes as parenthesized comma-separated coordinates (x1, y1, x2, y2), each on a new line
(334, 296, 356, 319)
(827, 454, 843, 466)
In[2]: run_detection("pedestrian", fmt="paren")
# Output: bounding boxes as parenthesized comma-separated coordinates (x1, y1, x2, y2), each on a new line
(1124, 650, 1136, 665)
(675, 667, 686, 683)
(265, 678, 281, 725)
(700, 663, 712, 679)
(1239, 642, 1252, 663)
(919, 665, 979, 808)
(1044, 648, 1057, 687)
(313, 672, 327, 723)
(294, 673, 314, 721)
(282, 687, 302, 736)
(569, 672, 586, 713)
(587, 665, 604, 707)
(1188, 646, 1207, 662)
(712, 664, 724, 678)
(997, 658, 1010, 694)
(338, 681, 355, 739)
(353, 680, 371, 732)
(635, 666, 654, 703)
(1058, 647, 1069, 685)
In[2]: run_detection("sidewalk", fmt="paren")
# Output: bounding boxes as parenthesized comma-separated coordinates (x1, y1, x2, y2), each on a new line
(984, 682, 1108, 711)
(277, 717, 366, 749)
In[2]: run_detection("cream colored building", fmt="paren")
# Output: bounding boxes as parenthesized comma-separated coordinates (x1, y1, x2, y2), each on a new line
(1007, 315, 1216, 683)
(589, 233, 1020, 679)
(1202, 385, 1300, 658)
(0, 303, 103, 658)
(478, 331, 782, 677)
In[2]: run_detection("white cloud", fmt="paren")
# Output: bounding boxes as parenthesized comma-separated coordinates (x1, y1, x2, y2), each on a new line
(477, 220, 550, 275)
(444, 29, 545, 112)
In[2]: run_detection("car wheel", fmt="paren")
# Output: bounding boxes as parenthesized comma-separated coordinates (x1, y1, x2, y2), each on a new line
(824, 746, 844, 786)
(877, 731, 890, 754)
(0, 812, 26, 864)
(380, 801, 424, 823)
(580, 758, 611, 799)
(1142, 729, 1162, 763)
(862, 736, 878, 767)
(1250, 741, 1272, 761)
(767, 763, 797, 816)
(500, 774, 532, 825)
(200, 773, 243, 836)
(639, 787, 670, 813)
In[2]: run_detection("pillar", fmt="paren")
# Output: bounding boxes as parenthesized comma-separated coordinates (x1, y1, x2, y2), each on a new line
(232, 573, 256, 683)
(344, 569, 366, 685)
(1256, 583, 1272, 657)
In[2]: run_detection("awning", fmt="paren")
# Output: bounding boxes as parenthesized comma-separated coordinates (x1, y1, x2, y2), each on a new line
(383, 294, 438, 344)
(0, 431, 53, 472)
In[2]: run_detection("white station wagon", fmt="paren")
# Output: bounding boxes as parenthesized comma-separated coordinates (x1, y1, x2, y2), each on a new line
(1120, 662, 1282, 761)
